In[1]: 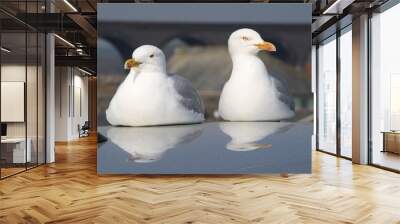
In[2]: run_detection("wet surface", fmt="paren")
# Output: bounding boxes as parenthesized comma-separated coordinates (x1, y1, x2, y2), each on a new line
(98, 122, 312, 174)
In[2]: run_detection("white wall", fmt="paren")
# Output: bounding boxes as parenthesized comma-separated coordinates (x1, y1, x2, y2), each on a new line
(1, 63, 46, 164)
(1, 65, 37, 138)
(55, 67, 89, 141)
(1, 65, 26, 135)
(71, 73, 89, 138)
(55, 67, 69, 141)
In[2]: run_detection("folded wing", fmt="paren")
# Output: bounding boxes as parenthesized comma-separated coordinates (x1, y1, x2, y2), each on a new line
(171, 75, 205, 114)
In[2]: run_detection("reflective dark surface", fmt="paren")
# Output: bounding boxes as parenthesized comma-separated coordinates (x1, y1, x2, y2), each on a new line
(98, 122, 312, 174)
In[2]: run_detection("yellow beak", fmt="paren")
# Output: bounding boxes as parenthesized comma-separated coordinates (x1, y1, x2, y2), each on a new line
(124, 58, 141, 69)
(255, 41, 276, 52)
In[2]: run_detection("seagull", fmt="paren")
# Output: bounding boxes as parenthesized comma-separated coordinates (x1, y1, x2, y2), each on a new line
(218, 28, 295, 121)
(106, 45, 205, 126)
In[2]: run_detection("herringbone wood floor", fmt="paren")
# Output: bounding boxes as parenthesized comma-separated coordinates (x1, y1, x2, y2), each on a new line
(1, 135, 400, 224)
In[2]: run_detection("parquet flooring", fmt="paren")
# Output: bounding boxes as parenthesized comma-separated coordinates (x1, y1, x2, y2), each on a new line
(1, 167, 26, 178)
(1, 135, 400, 224)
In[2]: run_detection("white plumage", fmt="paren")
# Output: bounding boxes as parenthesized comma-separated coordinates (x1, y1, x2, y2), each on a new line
(106, 45, 204, 126)
(219, 28, 295, 121)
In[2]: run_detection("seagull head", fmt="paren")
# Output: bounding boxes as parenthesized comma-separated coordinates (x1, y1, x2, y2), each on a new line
(228, 28, 276, 56)
(124, 45, 166, 73)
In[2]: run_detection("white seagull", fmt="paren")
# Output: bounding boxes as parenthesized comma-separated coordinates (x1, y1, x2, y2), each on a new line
(106, 45, 205, 126)
(218, 28, 295, 121)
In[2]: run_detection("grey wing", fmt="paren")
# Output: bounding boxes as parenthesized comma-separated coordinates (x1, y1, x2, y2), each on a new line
(171, 75, 205, 114)
(272, 76, 295, 111)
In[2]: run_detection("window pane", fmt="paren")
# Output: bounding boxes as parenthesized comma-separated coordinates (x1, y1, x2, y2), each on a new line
(0, 0, 46, 179)
(26, 0, 40, 169)
(1, 30, 28, 177)
(27, 31, 38, 169)
(371, 4, 400, 171)
(339, 28, 352, 158)
(318, 36, 337, 154)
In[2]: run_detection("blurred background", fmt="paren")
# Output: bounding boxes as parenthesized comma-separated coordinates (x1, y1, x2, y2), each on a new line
(97, 4, 312, 126)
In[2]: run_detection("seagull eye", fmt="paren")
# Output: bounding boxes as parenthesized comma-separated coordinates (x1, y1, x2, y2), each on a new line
(241, 36, 250, 41)
(149, 54, 154, 58)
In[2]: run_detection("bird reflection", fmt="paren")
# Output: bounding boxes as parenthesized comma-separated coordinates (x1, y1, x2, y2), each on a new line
(219, 122, 293, 151)
(106, 124, 204, 163)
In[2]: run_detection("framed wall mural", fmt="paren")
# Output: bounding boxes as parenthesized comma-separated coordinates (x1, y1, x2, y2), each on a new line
(97, 3, 313, 174)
